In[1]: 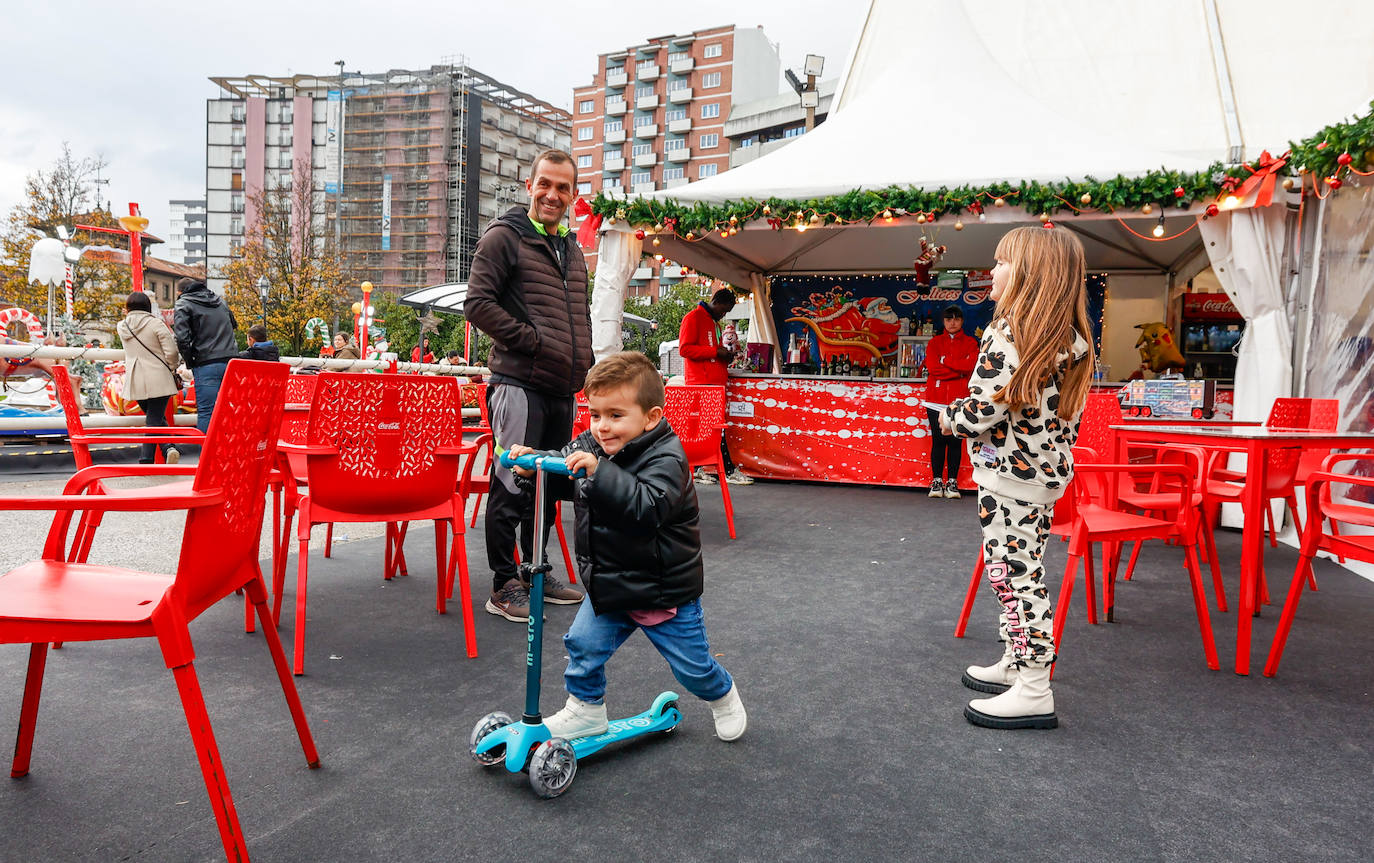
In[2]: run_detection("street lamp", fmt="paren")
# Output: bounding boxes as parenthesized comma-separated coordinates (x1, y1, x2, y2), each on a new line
(358, 281, 375, 352)
(256, 276, 270, 324)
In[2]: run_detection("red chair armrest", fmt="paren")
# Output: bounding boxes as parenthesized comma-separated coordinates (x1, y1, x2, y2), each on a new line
(279, 442, 338, 456)
(436, 444, 476, 456)
(1319, 452, 1374, 472)
(0, 488, 224, 512)
(76, 427, 204, 438)
(61, 464, 200, 494)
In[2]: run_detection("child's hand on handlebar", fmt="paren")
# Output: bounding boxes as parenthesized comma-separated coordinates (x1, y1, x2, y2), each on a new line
(564, 450, 599, 478)
(507, 444, 536, 477)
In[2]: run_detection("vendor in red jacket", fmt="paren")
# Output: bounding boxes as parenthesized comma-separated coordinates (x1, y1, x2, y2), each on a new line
(924, 305, 979, 498)
(677, 288, 753, 485)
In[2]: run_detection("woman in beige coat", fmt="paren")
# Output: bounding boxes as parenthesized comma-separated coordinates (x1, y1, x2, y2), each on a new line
(116, 292, 183, 463)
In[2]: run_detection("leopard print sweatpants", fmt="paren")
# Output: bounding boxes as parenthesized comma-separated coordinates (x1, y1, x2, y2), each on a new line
(978, 490, 1056, 668)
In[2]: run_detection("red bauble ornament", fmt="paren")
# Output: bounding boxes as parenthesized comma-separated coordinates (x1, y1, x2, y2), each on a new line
(1327, 176, 1343, 189)
(1337, 152, 1353, 166)
(634, 229, 646, 240)
(1173, 186, 1186, 198)
(1042, 221, 1054, 229)
(1205, 203, 1220, 216)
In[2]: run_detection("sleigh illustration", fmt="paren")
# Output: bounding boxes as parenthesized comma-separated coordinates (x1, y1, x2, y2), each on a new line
(786, 316, 887, 364)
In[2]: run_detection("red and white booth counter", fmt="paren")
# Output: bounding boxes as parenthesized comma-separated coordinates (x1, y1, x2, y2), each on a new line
(724, 373, 976, 489)
(724, 375, 1235, 488)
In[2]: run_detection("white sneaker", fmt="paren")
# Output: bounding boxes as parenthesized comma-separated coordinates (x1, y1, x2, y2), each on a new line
(942, 483, 962, 499)
(928, 480, 944, 498)
(708, 683, 747, 741)
(694, 468, 719, 485)
(965, 666, 1057, 729)
(165, 447, 180, 465)
(543, 695, 608, 739)
(724, 469, 755, 486)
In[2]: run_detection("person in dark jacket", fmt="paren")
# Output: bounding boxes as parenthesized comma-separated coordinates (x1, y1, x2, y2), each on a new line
(240, 324, 281, 362)
(465, 148, 592, 622)
(172, 277, 238, 432)
(507, 351, 746, 742)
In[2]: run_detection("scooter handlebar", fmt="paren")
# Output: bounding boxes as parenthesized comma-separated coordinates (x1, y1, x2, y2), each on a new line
(499, 450, 587, 478)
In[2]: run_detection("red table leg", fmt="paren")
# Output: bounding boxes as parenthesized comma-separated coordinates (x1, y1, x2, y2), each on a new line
(1235, 440, 1268, 675)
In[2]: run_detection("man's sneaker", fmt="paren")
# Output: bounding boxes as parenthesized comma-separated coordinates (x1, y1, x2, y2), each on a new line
(928, 480, 945, 498)
(543, 695, 608, 739)
(694, 468, 719, 484)
(724, 469, 755, 486)
(165, 447, 180, 465)
(485, 578, 530, 622)
(541, 572, 584, 604)
(943, 483, 962, 499)
(708, 683, 747, 741)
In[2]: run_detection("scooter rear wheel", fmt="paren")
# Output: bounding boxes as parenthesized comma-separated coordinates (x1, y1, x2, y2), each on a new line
(469, 711, 513, 766)
(528, 738, 577, 798)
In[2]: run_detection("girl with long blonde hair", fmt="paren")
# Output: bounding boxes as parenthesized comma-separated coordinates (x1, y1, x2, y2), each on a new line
(939, 226, 1094, 730)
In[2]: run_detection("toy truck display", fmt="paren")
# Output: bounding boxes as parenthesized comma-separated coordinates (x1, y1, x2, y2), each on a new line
(1118, 377, 1216, 419)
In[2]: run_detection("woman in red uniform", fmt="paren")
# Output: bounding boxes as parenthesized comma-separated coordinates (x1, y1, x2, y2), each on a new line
(925, 305, 979, 497)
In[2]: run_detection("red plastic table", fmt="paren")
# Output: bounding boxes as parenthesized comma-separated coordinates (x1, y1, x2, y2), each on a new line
(1111, 423, 1374, 674)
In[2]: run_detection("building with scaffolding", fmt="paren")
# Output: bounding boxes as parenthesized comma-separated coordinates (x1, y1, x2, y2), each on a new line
(205, 64, 570, 296)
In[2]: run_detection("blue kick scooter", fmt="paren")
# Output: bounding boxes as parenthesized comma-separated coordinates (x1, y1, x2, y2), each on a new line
(469, 450, 682, 798)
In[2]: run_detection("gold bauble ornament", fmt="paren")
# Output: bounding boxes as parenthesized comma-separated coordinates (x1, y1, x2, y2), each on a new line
(652, 237, 661, 246)
(916, 213, 926, 224)
(685, 232, 694, 240)
(1080, 193, 1092, 204)
(1038, 212, 1050, 223)
(954, 220, 964, 231)
(993, 197, 1006, 207)
(1281, 177, 1295, 190)
(1142, 203, 1154, 215)
(809, 213, 821, 225)
(762, 205, 771, 215)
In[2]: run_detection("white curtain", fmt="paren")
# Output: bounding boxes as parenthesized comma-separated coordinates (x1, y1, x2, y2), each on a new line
(589, 227, 642, 361)
(746, 273, 779, 372)
(1197, 204, 1292, 422)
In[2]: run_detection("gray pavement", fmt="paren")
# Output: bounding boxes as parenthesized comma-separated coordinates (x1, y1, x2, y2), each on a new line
(0, 475, 1370, 862)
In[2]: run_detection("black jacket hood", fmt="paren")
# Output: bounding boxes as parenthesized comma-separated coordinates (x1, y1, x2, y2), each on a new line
(178, 285, 225, 308)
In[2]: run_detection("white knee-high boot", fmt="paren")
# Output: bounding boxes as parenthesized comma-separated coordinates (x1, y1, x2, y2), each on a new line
(964, 666, 1056, 729)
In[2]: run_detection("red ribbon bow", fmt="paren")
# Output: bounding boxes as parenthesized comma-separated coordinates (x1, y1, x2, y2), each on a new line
(573, 197, 603, 250)
(1235, 150, 1289, 208)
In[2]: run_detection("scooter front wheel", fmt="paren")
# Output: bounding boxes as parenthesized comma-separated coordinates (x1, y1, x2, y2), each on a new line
(469, 711, 513, 766)
(528, 738, 577, 798)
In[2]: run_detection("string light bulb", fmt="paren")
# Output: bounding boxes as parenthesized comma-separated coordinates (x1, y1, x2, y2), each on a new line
(762, 205, 771, 216)
(1223, 194, 1239, 209)
(1151, 213, 1166, 238)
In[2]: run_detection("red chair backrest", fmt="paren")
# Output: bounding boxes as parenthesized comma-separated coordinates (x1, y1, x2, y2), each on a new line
(472, 382, 491, 429)
(663, 385, 726, 467)
(281, 374, 318, 446)
(1075, 392, 1122, 465)
(176, 360, 289, 616)
(305, 372, 462, 514)
(51, 367, 93, 467)
(1267, 397, 1310, 429)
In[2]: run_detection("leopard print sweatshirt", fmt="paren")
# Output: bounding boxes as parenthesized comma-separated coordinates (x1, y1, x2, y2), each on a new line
(941, 321, 1091, 505)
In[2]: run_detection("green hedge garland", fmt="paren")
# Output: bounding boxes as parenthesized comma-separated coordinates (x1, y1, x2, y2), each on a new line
(588, 101, 1374, 236)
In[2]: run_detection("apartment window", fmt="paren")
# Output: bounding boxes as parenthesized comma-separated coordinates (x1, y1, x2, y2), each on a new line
(603, 179, 622, 191)
(637, 58, 657, 71)
(280, 153, 293, 169)
(280, 104, 293, 123)
(631, 171, 652, 186)
(631, 143, 652, 156)
(666, 108, 687, 122)
(230, 104, 245, 122)
(604, 149, 622, 160)
(231, 172, 244, 191)
(579, 99, 594, 113)
(230, 151, 245, 168)
(577, 182, 592, 195)
(664, 167, 684, 180)
(699, 133, 719, 149)
(577, 154, 593, 169)
(230, 218, 243, 235)
(635, 86, 654, 100)
(784, 126, 805, 138)
(664, 138, 686, 151)
(231, 129, 245, 146)
(634, 114, 655, 127)
(604, 119, 623, 133)
(740, 137, 756, 148)
(577, 126, 594, 141)
(230, 193, 244, 212)
(668, 77, 689, 91)
(702, 72, 722, 89)
(698, 163, 718, 179)
(668, 52, 688, 65)
(704, 43, 722, 58)
(701, 103, 720, 119)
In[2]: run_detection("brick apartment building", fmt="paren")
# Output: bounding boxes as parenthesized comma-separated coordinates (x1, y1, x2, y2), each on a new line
(573, 25, 780, 303)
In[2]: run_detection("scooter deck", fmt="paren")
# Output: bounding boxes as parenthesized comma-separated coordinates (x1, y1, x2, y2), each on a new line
(477, 690, 682, 774)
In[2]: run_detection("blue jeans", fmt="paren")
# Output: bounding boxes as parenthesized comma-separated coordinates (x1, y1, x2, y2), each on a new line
(563, 598, 733, 704)
(191, 360, 229, 433)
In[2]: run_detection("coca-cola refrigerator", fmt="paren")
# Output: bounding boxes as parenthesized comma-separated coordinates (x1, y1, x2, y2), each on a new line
(1180, 292, 1244, 381)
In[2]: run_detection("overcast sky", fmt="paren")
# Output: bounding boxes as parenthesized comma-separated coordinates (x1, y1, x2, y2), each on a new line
(0, 0, 863, 250)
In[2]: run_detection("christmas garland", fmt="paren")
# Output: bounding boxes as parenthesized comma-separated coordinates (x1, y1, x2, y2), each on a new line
(587, 101, 1374, 238)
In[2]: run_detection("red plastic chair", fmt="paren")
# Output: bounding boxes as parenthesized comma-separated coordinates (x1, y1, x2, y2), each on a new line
(50, 366, 205, 561)
(285, 372, 476, 674)
(1264, 453, 1374, 676)
(0, 360, 319, 862)
(1054, 450, 1220, 670)
(664, 385, 737, 539)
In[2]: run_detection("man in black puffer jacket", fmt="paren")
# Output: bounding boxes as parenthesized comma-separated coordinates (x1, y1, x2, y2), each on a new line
(507, 352, 746, 743)
(465, 149, 592, 623)
(172, 278, 238, 432)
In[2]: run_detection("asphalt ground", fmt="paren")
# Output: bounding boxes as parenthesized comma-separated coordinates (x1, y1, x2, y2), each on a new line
(0, 473, 1369, 862)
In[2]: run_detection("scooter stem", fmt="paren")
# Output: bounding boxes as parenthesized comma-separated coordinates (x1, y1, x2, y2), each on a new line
(523, 457, 550, 723)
